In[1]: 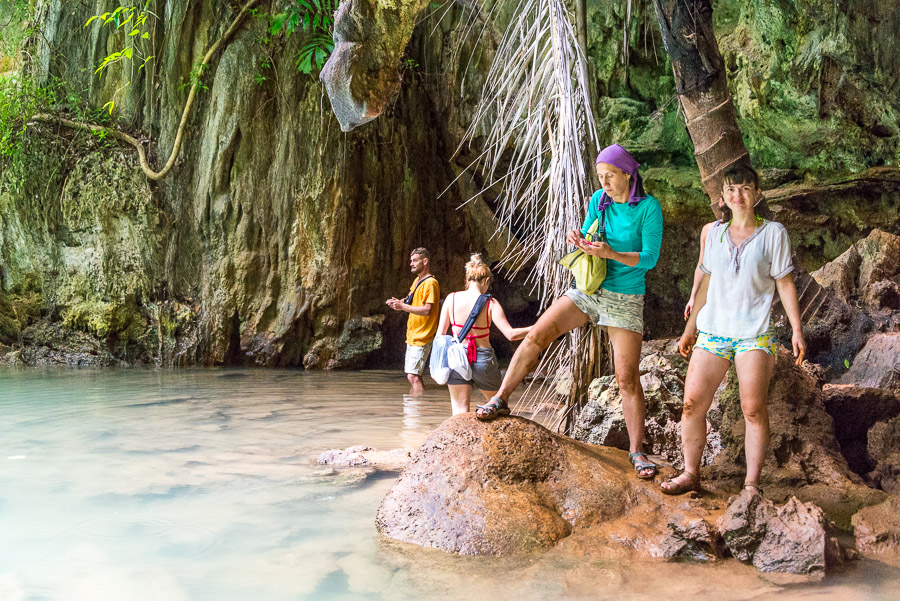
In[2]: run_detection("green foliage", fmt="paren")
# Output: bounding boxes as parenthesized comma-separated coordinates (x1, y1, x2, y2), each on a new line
(85, 2, 156, 114)
(268, 0, 338, 74)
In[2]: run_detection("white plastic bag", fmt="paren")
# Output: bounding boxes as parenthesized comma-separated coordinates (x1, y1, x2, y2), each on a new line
(429, 335, 453, 385)
(446, 339, 472, 381)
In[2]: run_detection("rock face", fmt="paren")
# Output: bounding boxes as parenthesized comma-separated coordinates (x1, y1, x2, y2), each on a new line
(2, 1, 898, 365)
(378, 414, 849, 576)
(719, 491, 843, 579)
(823, 384, 900, 478)
(852, 495, 900, 567)
(867, 416, 900, 493)
(320, 0, 430, 131)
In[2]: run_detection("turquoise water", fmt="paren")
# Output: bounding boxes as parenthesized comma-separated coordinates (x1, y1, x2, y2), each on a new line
(0, 368, 898, 601)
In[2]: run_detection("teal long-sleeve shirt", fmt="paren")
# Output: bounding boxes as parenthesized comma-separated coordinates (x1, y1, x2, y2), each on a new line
(579, 190, 663, 295)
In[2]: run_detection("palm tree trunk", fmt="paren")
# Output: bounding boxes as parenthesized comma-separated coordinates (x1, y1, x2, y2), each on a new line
(651, 0, 750, 220)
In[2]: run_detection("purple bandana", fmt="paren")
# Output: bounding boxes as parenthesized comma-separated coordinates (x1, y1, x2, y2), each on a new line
(594, 144, 646, 209)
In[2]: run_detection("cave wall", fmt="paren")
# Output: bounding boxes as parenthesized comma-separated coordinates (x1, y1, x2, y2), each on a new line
(0, 0, 896, 365)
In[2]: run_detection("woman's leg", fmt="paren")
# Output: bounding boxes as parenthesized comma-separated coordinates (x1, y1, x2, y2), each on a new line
(733, 349, 776, 486)
(448, 384, 473, 415)
(490, 296, 589, 403)
(606, 326, 646, 454)
(663, 348, 731, 489)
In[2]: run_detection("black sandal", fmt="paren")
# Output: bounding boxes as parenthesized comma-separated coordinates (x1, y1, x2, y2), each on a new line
(476, 396, 511, 421)
(743, 481, 764, 497)
(628, 452, 657, 480)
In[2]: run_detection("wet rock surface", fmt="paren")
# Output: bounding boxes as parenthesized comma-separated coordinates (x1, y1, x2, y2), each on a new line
(316, 445, 411, 471)
(852, 495, 900, 567)
(377, 415, 850, 576)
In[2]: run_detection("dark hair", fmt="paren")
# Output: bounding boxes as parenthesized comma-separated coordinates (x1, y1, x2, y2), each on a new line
(722, 164, 759, 189)
(411, 247, 429, 259)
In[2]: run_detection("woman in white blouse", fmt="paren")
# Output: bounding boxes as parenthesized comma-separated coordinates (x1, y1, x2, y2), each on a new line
(661, 164, 806, 496)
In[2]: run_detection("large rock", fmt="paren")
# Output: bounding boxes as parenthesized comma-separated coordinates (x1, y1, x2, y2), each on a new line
(320, 0, 431, 131)
(718, 491, 843, 580)
(867, 416, 900, 493)
(316, 445, 411, 471)
(810, 229, 900, 308)
(852, 495, 900, 567)
(839, 333, 900, 390)
(377, 414, 850, 577)
(823, 384, 900, 477)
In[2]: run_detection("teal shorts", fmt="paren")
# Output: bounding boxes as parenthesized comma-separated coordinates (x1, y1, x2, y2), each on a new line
(695, 320, 777, 362)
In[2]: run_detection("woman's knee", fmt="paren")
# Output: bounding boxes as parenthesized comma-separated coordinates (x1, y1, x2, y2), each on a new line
(682, 395, 708, 419)
(741, 400, 768, 424)
(615, 368, 640, 395)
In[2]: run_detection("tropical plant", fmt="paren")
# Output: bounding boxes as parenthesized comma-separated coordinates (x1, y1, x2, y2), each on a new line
(85, 2, 156, 114)
(458, 0, 600, 430)
(268, 0, 338, 74)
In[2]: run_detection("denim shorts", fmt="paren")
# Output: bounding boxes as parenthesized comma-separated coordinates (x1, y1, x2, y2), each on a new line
(695, 320, 777, 362)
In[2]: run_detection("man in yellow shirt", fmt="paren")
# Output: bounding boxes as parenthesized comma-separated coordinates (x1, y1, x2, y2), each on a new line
(386, 247, 440, 396)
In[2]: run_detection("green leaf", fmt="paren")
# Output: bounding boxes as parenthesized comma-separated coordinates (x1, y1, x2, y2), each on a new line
(142, 32, 150, 39)
(844, 358, 850, 368)
(129, 28, 140, 36)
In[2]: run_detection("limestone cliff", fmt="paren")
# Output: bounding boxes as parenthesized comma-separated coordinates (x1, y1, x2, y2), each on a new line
(0, 0, 896, 366)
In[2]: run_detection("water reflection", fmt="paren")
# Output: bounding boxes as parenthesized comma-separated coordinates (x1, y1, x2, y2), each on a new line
(0, 367, 896, 601)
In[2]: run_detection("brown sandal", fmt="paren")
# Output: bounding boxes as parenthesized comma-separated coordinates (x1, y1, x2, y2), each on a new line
(660, 471, 700, 495)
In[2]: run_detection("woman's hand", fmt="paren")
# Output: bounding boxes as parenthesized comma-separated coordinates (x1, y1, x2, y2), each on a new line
(792, 329, 806, 365)
(577, 239, 614, 259)
(566, 229, 581, 247)
(678, 329, 698, 357)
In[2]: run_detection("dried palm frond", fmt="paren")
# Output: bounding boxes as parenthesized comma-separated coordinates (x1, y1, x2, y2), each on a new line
(457, 0, 600, 428)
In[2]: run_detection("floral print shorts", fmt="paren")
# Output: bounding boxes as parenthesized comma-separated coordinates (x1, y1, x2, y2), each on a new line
(695, 319, 777, 362)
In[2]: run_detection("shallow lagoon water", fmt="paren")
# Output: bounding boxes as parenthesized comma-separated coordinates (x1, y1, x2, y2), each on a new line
(0, 367, 898, 601)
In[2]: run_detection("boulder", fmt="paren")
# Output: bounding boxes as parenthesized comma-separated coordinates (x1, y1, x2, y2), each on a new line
(867, 415, 900, 493)
(719, 491, 843, 581)
(852, 495, 900, 567)
(811, 244, 861, 300)
(316, 445, 411, 471)
(811, 229, 900, 307)
(856, 229, 900, 292)
(823, 384, 900, 476)
(839, 333, 900, 391)
(377, 414, 848, 576)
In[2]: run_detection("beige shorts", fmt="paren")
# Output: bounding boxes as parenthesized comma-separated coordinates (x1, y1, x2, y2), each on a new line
(564, 287, 644, 333)
(404, 342, 432, 375)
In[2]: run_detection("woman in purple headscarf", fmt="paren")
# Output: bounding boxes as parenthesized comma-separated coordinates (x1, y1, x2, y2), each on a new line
(476, 144, 664, 479)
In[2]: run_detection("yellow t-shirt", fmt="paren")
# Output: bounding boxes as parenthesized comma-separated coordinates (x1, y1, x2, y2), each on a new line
(406, 276, 440, 346)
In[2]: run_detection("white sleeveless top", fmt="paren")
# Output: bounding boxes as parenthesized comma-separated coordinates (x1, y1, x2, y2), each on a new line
(696, 220, 794, 339)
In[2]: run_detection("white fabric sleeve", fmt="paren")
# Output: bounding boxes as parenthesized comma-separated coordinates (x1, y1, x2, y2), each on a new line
(770, 224, 794, 280)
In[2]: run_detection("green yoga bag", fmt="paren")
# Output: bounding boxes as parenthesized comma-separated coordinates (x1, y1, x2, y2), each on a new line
(558, 214, 606, 296)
